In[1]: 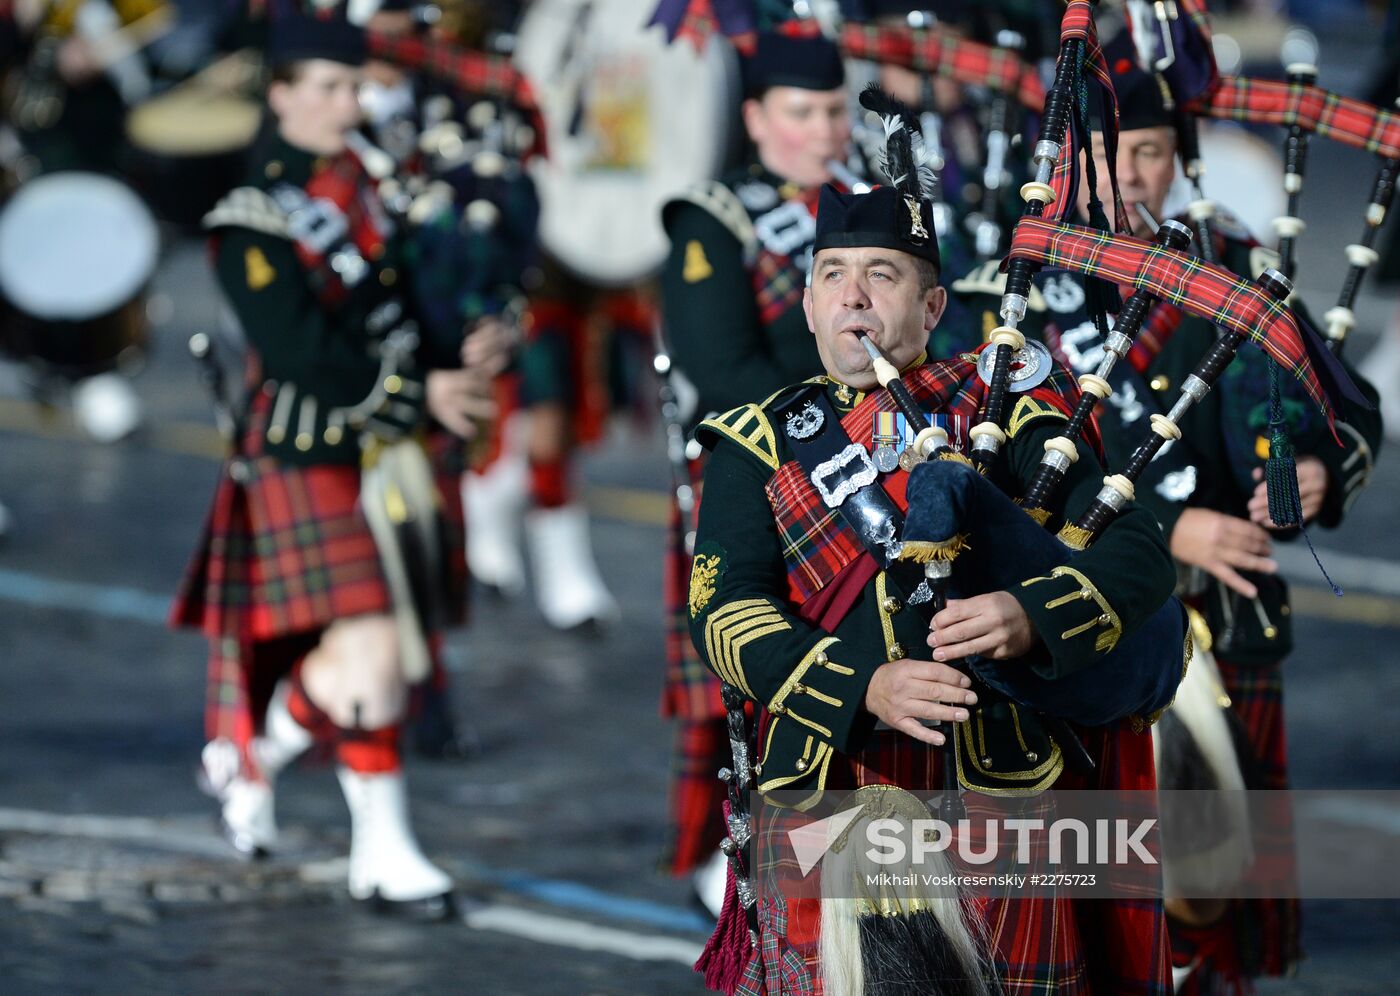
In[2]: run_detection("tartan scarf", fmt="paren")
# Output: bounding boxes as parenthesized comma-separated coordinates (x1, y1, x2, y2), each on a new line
(765, 353, 1084, 607)
(751, 185, 821, 327)
(1191, 75, 1400, 160)
(366, 31, 547, 160)
(294, 151, 391, 308)
(1006, 216, 1337, 418)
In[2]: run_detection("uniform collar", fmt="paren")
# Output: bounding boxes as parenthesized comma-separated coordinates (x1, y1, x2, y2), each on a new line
(256, 130, 326, 188)
(823, 350, 927, 412)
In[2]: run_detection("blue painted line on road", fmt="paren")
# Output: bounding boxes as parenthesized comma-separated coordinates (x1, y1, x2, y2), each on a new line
(0, 567, 170, 626)
(480, 867, 714, 936)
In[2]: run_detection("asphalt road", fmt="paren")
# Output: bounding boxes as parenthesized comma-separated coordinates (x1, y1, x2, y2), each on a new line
(4, 31, 1400, 996)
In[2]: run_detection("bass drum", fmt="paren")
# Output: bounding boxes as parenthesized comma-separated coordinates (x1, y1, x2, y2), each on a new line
(1164, 121, 1285, 248)
(0, 172, 159, 379)
(513, 0, 739, 287)
(125, 85, 263, 228)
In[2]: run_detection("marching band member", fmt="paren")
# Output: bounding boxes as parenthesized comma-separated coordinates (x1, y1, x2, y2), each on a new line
(171, 15, 501, 917)
(951, 43, 1383, 992)
(686, 88, 1179, 991)
(657, 30, 855, 913)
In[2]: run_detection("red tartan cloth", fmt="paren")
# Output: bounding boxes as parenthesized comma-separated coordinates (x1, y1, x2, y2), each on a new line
(730, 725, 1170, 995)
(764, 354, 1091, 607)
(1170, 654, 1301, 991)
(1193, 76, 1400, 161)
(1006, 216, 1332, 417)
(836, 23, 1046, 112)
(664, 716, 730, 876)
(298, 152, 389, 307)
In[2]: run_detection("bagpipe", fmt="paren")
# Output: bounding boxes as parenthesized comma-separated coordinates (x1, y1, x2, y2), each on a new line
(1124, 0, 1400, 357)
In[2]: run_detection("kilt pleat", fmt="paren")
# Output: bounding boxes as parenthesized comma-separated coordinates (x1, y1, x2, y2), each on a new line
(1169, 655, 1300, 991)
(730, 723, 1170, 995)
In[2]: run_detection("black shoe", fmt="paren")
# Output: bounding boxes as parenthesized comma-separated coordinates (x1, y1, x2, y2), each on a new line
(363, 889, 458, 922)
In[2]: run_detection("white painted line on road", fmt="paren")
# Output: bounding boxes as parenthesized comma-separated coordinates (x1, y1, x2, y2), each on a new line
(463, 904, 704, 965)
(0, 805, 714, 958)
(1275, 544, 1400, 597)
(0, 807, 232, 858)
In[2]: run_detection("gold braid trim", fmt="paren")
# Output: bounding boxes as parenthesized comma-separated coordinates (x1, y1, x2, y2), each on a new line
(1055, 523, 1094, 551)
(895, 534, 969, 564)
(935, 449, 975, 468)
(1018, 504, 1052, 526)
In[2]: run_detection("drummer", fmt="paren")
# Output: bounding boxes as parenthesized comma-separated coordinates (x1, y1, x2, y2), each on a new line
(656, 30, 856, 913)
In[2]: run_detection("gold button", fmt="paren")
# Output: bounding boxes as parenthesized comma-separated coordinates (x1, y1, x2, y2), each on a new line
(981, 756, 994, 769)
(323, 425, 344, 445)
(266, 426, 286, 444)
(778, 181, 800, 199)
(1149, 375, 1170, 392)
(380, 267, 398, 286)
(814, 651, 828, 667)
(795, 758, 808, 772)
(888, 643, 905, 660)
(264, 160, 283, 179)
(881, 596, 901, 615)
(1263, 625, 1278, 639)
(384, 374, 403, 395)
(792, 683, 806, 695)
(770, 702, 786, 715)
(1080, 587, 1093, 600)
(1098, 614, 1111, 625)
(295, 432, 313, 452)
(1026, 751, 1039, 763)
(753, 762, 762, 776)
(1280, 605, 1291, 617)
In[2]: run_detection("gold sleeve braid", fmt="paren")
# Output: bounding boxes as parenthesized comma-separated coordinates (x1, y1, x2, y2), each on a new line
(703, 598, 791, 699)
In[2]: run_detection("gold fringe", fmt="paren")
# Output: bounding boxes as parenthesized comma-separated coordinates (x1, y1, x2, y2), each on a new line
(896, 534, 969, 564)
(1056, 523, 1093, 551)
(1018, 504, 1052, 526)
(935, 450, 975, 467)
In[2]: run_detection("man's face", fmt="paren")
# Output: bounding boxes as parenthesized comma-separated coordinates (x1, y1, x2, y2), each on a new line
(1077, 125, 1177, 237)
(803, 246, 946, 389)
(742, 86, 851, 188)
(269, 59, 364, 156)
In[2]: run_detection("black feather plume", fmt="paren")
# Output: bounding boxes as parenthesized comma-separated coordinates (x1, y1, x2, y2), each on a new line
(859, 83, 936, 245)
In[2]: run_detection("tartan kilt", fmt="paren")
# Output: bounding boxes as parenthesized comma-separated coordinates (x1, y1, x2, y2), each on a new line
(733, 723, 1171, 996)
(171, 456, 394, 745)
(661, 457, 731, 875)
(1169, 654, 1301, 990)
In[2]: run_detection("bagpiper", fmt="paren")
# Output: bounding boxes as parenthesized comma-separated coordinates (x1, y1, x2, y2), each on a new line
(657, 30, 856, 913)
(170, 14, 499, 917)
(686, 85, 1183, 993)
(948, 37, 1383, 992)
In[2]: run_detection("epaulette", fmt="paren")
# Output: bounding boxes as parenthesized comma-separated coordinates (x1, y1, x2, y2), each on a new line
(696, 402, 780, 470)
(202, 186, 290, 238)
(1006, 394, 1067, 438)
(949, 260, 1047, 312)
(663, 181, 757, 257)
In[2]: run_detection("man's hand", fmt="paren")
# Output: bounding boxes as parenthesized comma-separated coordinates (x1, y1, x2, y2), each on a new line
(1247, 456, 1329, 528)
(461, 316, 514, 377)
(863, 658, 976, 747)
(1169, 507, 1276, 599)
(426, 368, 496, 440)
(926, 592, 1036, 662)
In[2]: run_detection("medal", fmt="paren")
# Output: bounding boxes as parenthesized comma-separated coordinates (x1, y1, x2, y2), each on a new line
(873, 412, 899, 472)
(898, 449, 920, 472)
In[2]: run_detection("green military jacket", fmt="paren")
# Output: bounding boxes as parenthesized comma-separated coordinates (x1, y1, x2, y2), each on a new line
(950, 231, 1382, 662)
(206, 134, 459, 466)
(687, 372, 1177, 806)
(660, 164, 823, 423)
